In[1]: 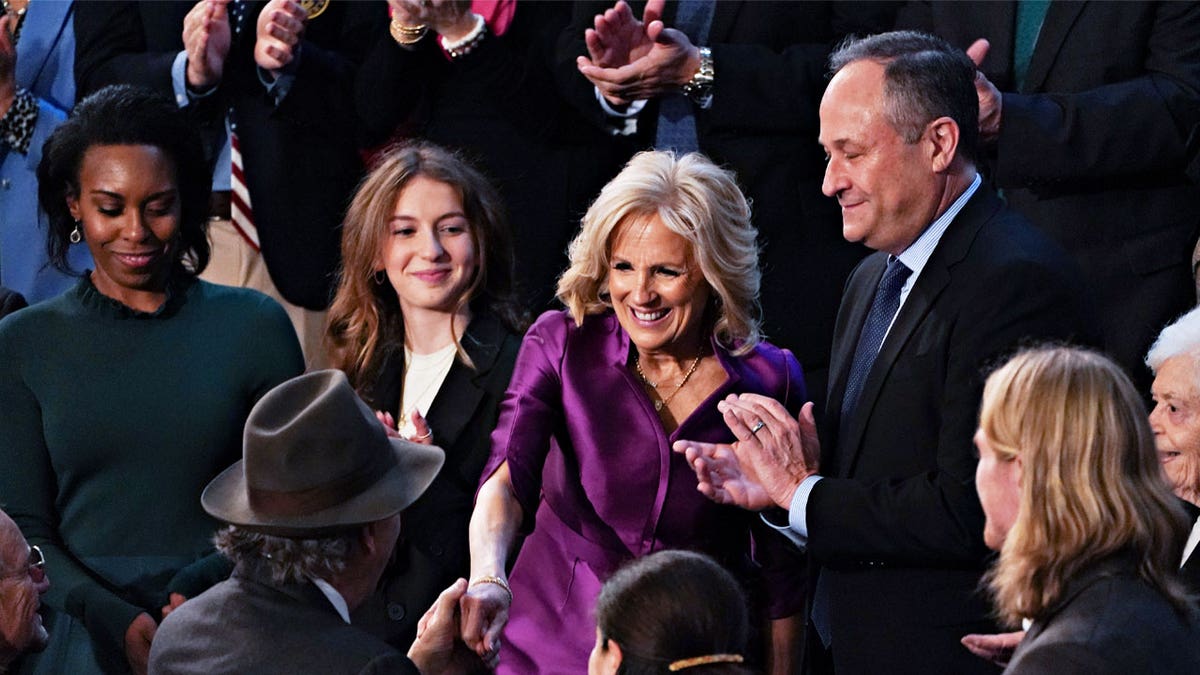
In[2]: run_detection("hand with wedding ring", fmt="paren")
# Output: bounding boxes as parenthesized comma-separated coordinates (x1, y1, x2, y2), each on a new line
(255, 0, 306, 75)
(674, 395, 819, 511)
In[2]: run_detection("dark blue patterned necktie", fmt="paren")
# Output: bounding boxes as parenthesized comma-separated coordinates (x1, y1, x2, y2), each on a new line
(654, 0, 714, 153)
(839, 257, 912, 435)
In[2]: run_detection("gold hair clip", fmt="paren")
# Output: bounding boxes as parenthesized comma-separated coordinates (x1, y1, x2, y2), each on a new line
(668, 654, 745, 671)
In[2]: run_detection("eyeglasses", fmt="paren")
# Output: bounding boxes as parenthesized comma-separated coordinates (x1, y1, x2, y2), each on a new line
(0, 545, 45, 582)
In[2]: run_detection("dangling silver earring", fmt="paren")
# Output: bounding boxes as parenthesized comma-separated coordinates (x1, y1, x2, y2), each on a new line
(69, 221, 82, 244)
(372, 270, 387, 285)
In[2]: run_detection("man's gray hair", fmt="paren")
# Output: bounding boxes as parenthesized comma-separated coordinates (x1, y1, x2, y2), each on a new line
(1147, 305, 1200, 373)
(215, 525, 357, 586)
(828, 30, 980, 163)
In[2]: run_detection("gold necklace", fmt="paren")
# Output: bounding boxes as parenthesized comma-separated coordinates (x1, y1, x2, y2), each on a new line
(635, 349, 704, 412)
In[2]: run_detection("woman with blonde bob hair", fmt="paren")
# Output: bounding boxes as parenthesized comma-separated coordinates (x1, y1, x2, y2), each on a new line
(557, 150, 762, 354)
(974, 346, 1200, 672)
(324, 141, 525, 651)
(461, 151, 806, 674)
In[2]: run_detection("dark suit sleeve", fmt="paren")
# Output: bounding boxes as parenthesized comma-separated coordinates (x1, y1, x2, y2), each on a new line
(705, 3, 896, 136)
(996, 3, 1200, 185)
(1007, 642, 1114, 675)
(552, 1, 631, 133)
(807, 251, 1093, 567)
(74, 1, 177, 98)
(273, 3, 378, 126)
(358, 653, 421, 675)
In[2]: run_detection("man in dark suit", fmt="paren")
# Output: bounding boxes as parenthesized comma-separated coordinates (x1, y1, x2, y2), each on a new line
(897, 1, 1200, 395)
(148, 370, 472, 675)
(676, 31, 1095, 674)
(73, 0, 379, 367)
(562, 0, 897, 411)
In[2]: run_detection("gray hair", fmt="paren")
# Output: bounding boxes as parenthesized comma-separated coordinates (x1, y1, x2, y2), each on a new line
(828, 30, 979, 163)
(215, 526, 356, 586)
(1147, 306, 1200, 372)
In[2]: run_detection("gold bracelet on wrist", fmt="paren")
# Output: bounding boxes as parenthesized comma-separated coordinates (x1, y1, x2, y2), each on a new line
(390, 18, 428, 46)
(469, 575, 513, 603)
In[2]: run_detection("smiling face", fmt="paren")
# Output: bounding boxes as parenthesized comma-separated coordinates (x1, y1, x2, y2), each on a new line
(66, 144, 180, 312)
(0, 514, 50, 662)
(1150, 355, 1200, 505)
(819, 60, 941, 256)
(379, 176, 479, 319)
(974, 428, 1022, 551)
(606, 214, 711, 358)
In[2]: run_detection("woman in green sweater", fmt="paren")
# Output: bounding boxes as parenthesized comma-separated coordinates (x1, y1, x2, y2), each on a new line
(0, 86, 304, 675)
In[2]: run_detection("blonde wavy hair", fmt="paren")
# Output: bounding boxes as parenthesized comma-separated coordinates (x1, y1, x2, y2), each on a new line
(324, 142, 522, 391)
(556, 151, 761, 355)
(980, 346, 1191, 626)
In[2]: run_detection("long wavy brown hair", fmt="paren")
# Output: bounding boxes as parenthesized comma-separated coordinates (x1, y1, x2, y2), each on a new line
(980, 346, 1192, 625)
(325, 142, 523, 390)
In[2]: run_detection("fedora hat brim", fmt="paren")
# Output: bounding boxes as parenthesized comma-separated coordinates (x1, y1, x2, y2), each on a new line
(201, 436, 444, 537)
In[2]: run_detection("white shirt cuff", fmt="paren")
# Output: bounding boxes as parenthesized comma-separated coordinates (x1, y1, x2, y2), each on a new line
(173, 50, 218, 107)
(171, 51, 190, 107)
(594, 87, 645, 136)
(760, 474, 821, 548)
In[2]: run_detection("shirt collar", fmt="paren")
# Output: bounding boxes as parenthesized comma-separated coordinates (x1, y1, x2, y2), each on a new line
(310, 577, 351, 624)
(896, 173, 982, 277)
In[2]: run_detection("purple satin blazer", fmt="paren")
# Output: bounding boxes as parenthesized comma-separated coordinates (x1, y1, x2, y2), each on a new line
(481, 310, 808, 674)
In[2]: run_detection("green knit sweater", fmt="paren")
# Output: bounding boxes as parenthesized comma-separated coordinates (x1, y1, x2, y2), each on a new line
(0, 276, 303, 671)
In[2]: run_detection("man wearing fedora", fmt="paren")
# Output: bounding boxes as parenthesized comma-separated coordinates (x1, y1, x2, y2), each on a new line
(148, 369, 471, 674)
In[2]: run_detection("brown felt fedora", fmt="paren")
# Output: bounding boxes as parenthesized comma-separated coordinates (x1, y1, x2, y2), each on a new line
(202, 369, 444, 537)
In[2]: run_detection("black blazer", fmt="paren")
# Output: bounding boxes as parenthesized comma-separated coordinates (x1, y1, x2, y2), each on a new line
(1006, 555, 1200, 674)
(897, 1, 1200, 393)
(74, 1, 381, 310)
(350, 313, 521, 649)
(556, 1, 898, 408)
(805, 186, 1098, 674)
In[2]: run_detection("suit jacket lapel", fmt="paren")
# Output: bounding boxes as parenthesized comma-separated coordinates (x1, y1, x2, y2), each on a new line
(15, 1, 73, 98)
(823, 254, 885, 473)
(424, 314, 505, 452)
(707, 0, 742, 44)
(1022, 0, 1087, 93)
(834, 187, 1000, 477)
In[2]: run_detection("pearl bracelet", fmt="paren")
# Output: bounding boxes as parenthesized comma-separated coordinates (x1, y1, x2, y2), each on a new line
(442, 13, 486, 59)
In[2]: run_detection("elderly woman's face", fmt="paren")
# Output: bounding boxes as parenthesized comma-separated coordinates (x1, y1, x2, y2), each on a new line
(607, 215, 710, 356)
(974, 428, 1021, 551)
(66, 144, 180, 308)
(1150, 355, 1200, 506)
